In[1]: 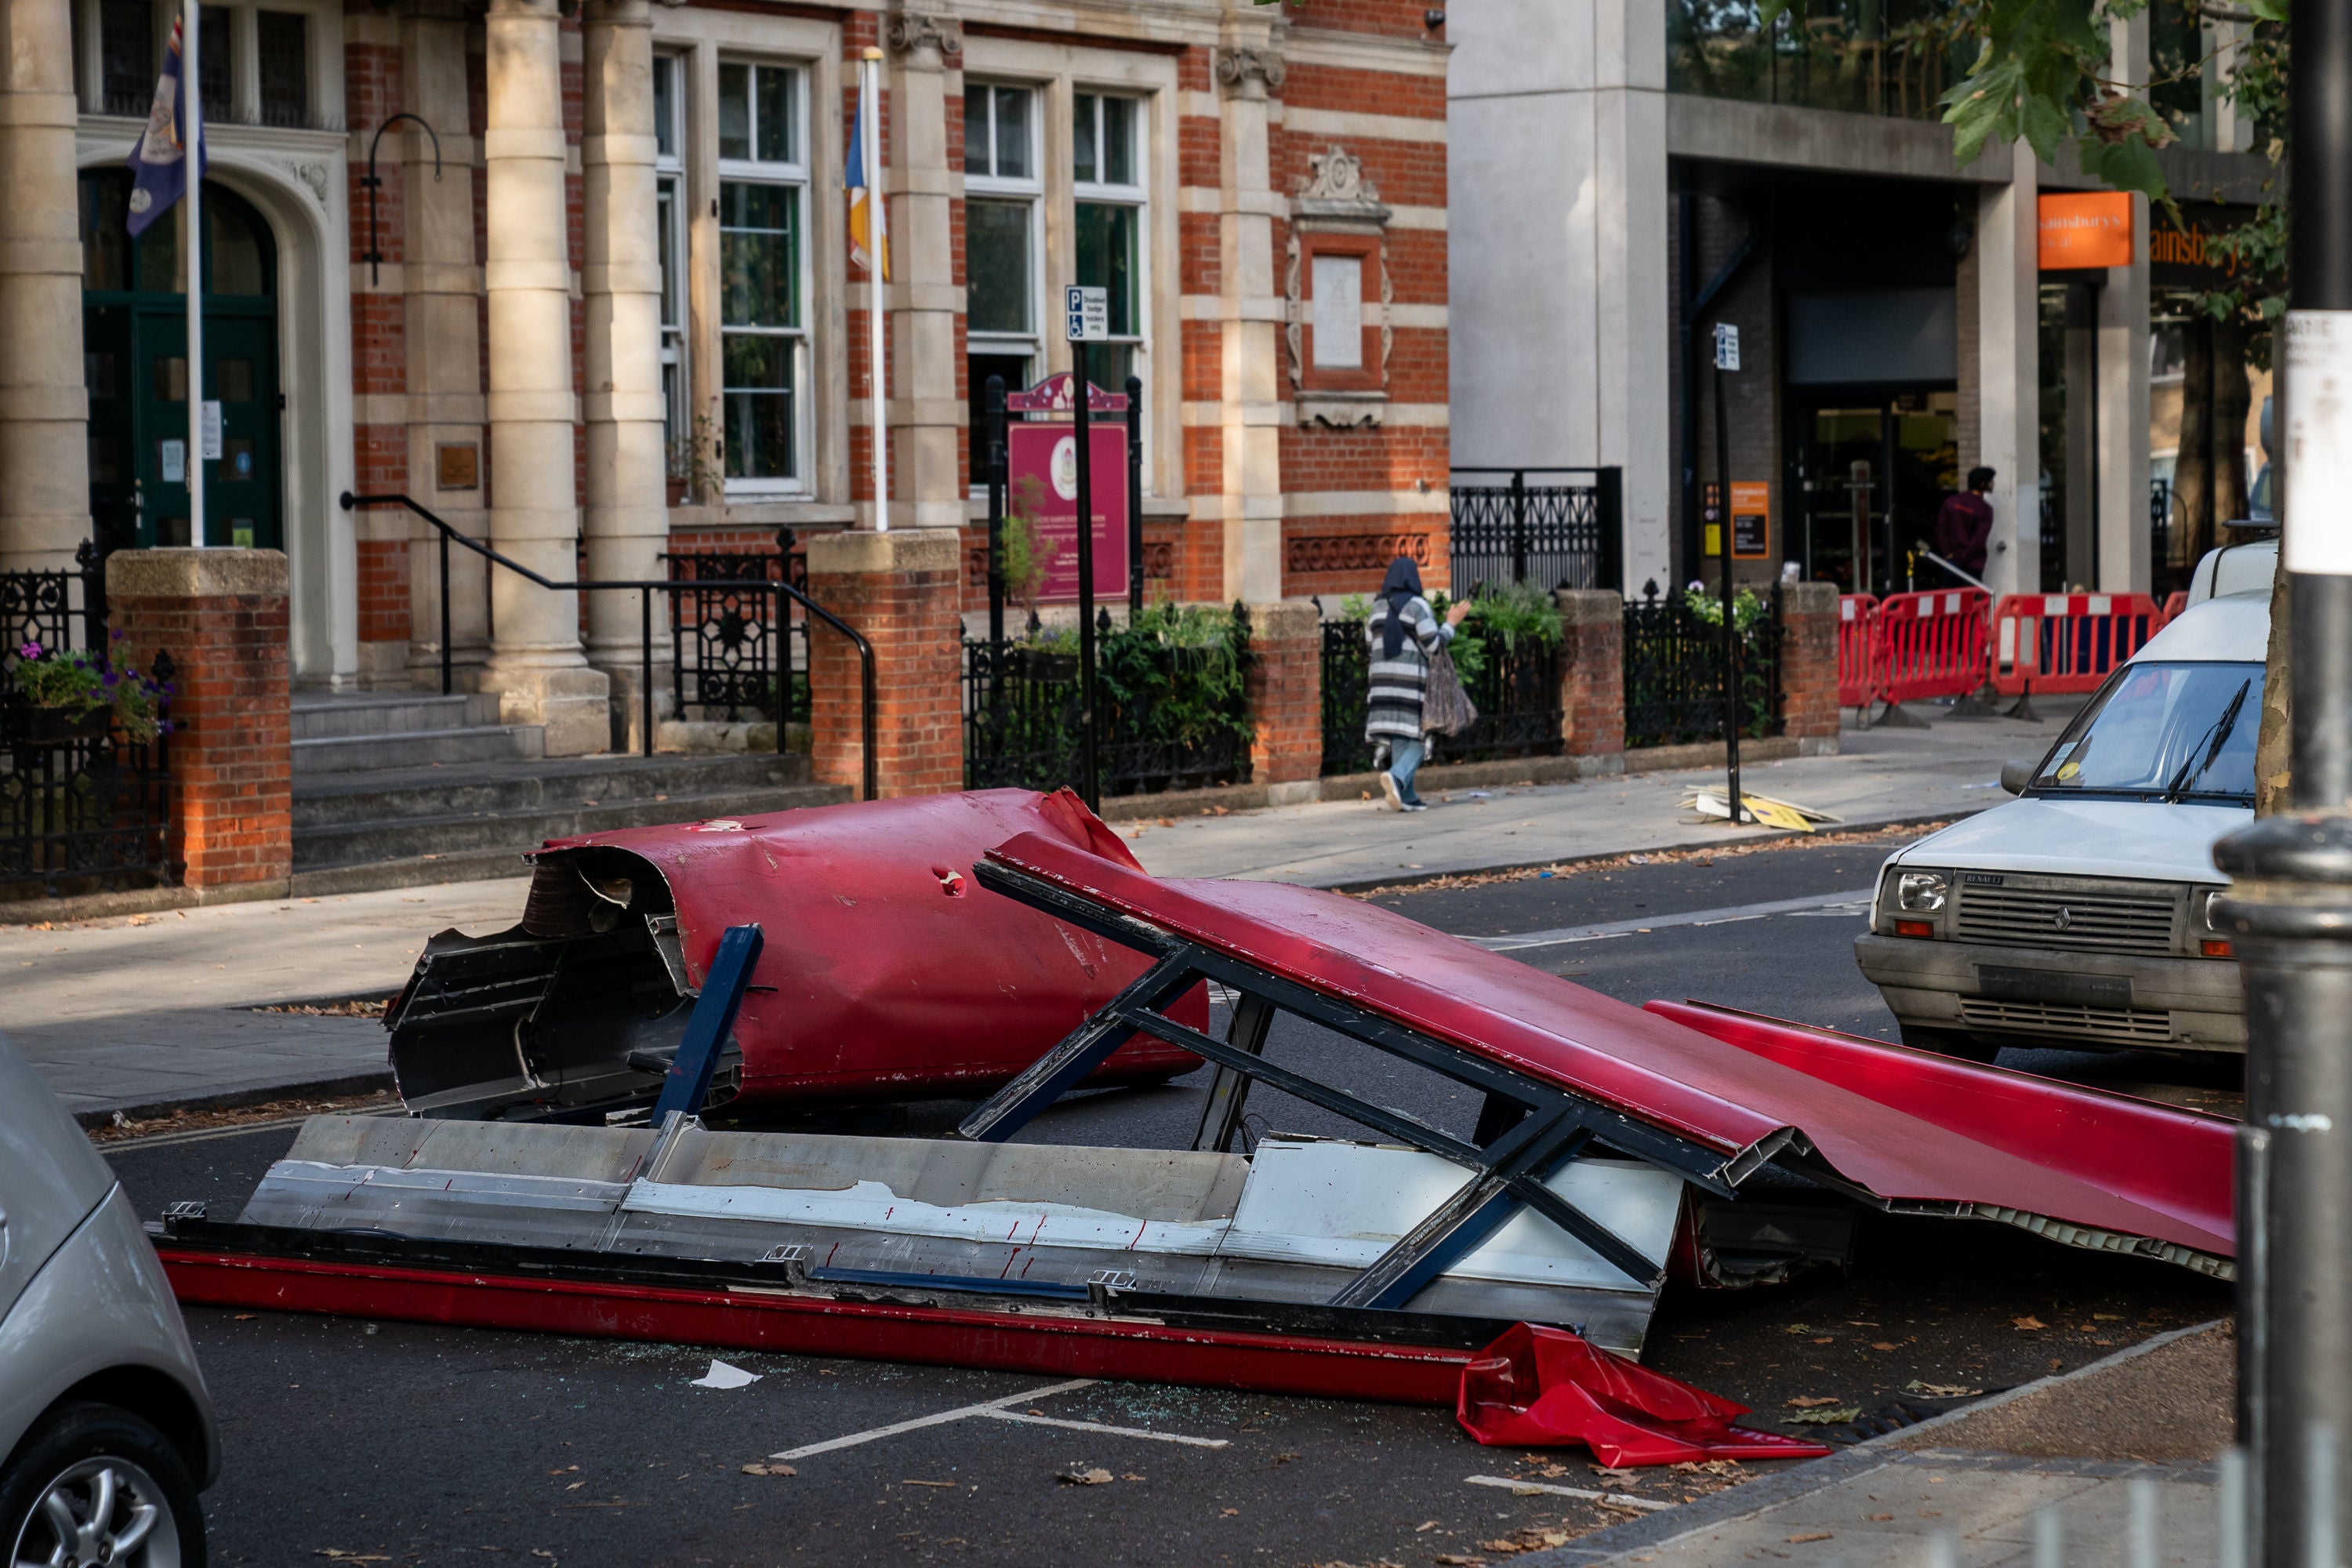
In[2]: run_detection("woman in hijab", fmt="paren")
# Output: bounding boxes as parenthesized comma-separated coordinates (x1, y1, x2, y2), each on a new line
(1364, 556, 1471, 811)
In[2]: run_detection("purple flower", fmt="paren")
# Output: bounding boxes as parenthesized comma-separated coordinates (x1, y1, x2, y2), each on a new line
(103, 671, 119, 687)
(110, 628, 125, 641)
(17, 641, 41, 659)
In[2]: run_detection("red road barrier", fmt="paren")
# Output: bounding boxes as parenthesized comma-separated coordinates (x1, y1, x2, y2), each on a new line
(1837, 594, 1878, 708)
(1990, 593, 2164, 695)
(1871, 588, 1991, 705)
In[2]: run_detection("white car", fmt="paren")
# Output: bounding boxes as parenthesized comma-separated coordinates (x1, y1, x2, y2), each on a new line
(1854, 591, 2266, 1060)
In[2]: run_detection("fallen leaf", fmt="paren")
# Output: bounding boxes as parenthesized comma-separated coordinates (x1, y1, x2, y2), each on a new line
(739, 1463, 795, 1477)
(1416, 1522, 1440, 1533)
(1786, 1396, 1843, 1409)
(1479, 1541, 1527, 1555)
(1904, 1381, 1984, 1398)
(1871, 1513, 1895, 1521)
(1432, 1556, 1486, 1566)
(564, 1482, 583, 1491)
(1221, 1507, 1240, 1516)
(548, 1467, 578, 1476)
(1784, 1406, 1861, 1426)
(2013, 1316, 2047, 1331)
(1122, 1473, 1145, 1482)
(1871, 1341, 1899, 1352)
(1812, 1336, 1835, 1345)
(1788, 1533, 1835, 1544)
(2094, 1312, 2124, 1321)
(902, 1479, 956, 1487)
(1058, 1468, 1114, 1486)
(234, 1313, 256, 1321)
(1272, 1451, 1301, 1466)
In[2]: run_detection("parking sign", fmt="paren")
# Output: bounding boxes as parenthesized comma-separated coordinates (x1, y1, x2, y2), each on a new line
(1065, 285, 1109, 343)
(1712, 322, 1740, 372)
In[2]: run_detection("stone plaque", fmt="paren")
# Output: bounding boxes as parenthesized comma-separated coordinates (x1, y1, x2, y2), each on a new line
(437, 443, 480, 491)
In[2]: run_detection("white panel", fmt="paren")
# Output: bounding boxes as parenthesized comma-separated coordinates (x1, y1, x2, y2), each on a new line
(1310, 255, 1363, 368)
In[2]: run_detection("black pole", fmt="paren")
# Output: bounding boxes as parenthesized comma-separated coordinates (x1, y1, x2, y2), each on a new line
(640, 588, 654, 758)
(985, 375, 1007, 646)
(1715, 360, 1741, 829)
(1073, 354, 1100, 811)
(1126, 372, 1145, 616)
(439, 523, 452, 696)
(2216, 2, 2352, 1562)
(1511, 469, 1528, 586)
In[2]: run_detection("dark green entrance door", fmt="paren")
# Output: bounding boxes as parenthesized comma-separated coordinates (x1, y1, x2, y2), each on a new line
(78, 172, 282, 551)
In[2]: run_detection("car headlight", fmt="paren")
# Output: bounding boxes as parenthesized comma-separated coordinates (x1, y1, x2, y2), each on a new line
(1896, 871, 1949, 913)
(2194, 886, 2234, 958)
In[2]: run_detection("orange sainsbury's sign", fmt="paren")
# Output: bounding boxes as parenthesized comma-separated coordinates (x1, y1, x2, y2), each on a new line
(2038, 192, 2136, 270)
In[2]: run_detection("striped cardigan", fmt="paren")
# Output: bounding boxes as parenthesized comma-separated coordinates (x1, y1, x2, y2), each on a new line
(1364, 596, 1455, 742)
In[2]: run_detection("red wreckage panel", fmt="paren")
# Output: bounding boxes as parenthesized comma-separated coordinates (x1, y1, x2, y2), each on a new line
(978, 833, 2234, 1267)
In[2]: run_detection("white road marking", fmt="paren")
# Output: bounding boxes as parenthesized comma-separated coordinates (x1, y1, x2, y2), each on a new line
(771, 1379, 1225, 1460)
(1467, 889, 1878, 953)
(769, 1379, 1097, 1460)
(978, 1408, 1230, 1447)
(1464, 1473, 1675, 1511)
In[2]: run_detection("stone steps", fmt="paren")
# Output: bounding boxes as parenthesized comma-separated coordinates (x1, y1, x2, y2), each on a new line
(288, 692, 848, 894)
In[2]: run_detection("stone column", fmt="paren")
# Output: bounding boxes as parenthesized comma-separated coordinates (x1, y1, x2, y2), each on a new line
(1242, 599, 1321, 800)
(805, 528, 963, 797)
(481, 0, 607, 753)
(1556, 590, 1626, 772)
(2096, 8, 2153, 595)
(582, 0, 666, 748)
(0, 0, 90, 572)
(886, 13, 964, 532)
(1450, 0, 1672, 594)
(1777, 579, 1841, 757)
(1216, 40, 1285, 604)
(1974, 140, 2041, 598)
(399, 10, 492, 691)
(107, 550, 293, 895)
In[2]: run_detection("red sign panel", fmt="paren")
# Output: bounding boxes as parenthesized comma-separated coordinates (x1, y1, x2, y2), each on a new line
(1008, 421, 1129, 604)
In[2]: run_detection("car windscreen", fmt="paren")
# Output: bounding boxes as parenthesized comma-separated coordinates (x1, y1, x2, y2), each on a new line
(2031, 661, 2264, 803)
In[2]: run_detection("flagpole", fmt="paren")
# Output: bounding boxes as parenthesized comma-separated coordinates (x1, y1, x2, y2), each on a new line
(185, 1, 205, 548)
(862, 46, 887, 532)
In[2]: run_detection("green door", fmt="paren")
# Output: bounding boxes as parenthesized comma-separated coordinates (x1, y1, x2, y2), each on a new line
(79, 171, 282, 551)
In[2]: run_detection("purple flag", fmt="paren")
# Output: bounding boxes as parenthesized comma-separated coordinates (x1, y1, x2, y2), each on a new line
(125, 13, 205, 238)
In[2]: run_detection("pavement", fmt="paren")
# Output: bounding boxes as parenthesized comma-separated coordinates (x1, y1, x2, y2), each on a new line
(2, 697, 2072, 1123)
(1525, 1320, 2234, 1567)
(1123, 699, 2078, 888)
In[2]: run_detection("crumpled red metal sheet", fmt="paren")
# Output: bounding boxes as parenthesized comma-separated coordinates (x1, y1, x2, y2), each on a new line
(539, 789, 1203, 1105)
(1645, 1000, 2234, 1259)
(976, 833, 2234, 1264)
(1456, 1323, 1833, 1465)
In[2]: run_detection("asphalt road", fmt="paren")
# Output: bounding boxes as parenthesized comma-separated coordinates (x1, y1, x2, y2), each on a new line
(102, 832, 2233, 1567)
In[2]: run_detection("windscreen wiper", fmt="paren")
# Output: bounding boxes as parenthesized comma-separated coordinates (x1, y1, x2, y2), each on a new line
(2164, 678, 2252, 802)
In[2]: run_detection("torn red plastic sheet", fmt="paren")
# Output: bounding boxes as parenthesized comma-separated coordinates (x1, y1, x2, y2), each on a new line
(387, 789, 1205, 1120)
(976, 833, 2234, 1269)
(1457, 1323, 1832, 1464)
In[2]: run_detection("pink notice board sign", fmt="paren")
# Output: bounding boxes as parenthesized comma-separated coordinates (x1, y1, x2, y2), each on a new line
(1007, 421, 1129, 604)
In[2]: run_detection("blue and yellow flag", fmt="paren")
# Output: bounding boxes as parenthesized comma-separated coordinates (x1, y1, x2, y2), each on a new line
(847, 88, 889, 281)
(126, 11, 205, 237)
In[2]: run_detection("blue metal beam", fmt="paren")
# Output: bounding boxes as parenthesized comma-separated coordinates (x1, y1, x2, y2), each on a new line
(651, 923, 764, 1122)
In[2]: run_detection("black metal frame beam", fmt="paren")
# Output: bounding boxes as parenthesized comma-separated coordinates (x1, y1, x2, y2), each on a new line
(961, 858, 1735, 1301)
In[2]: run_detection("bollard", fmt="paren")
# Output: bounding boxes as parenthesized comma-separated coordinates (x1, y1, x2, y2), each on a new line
(2033, 1502, 2063, 1568)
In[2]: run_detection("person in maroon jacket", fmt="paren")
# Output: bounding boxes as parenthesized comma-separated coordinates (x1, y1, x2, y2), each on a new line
(1933, 466, 1996, 581)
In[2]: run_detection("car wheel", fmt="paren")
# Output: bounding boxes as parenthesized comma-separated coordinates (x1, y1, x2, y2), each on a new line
(0, 1403, 205, 1568)
(1900, 1023, 2002, 1065)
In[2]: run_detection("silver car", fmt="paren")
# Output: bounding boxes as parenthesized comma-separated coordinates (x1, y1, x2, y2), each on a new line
(1, 1035, 216, 1566)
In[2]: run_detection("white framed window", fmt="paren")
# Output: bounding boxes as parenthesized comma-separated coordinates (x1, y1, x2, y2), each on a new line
(653, 52, 688, 481)
(85, 0, 315, 127)
(1072, 91, 1145, 403)
(964, 82, 1042, 482)
(716, 59, 808, 492)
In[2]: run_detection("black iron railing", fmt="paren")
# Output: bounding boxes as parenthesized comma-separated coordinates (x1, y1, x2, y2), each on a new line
(1449, 467, 1623, 596)
(1, 545, 172, 899)
(1315, 609, 1563, 774)
(1622, 583, 1784, 750)
(965, 608, 1253, 797)
(339, 492, 874, 798)
(661, 535, 811, 728)
(1318, 616, 1377, 777)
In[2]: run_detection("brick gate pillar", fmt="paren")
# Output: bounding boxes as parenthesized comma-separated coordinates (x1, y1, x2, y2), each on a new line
(107, 550, 292, 893)
(1556, 590, 1625, 774)
(1243, 599, 1321, 801)
(1779, 580, 1842, 756)
(804, 528, 963, 798)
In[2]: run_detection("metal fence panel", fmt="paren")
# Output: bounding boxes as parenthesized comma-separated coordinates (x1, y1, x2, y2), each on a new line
(1621, 586, 1784, 750)
(662, 542, 810, 728)
(1450, 468, 1623, 597)
(1317, 615, 1563, 774)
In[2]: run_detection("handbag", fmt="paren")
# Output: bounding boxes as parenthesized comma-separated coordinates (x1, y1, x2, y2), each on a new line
(1423, 643, 1479, 738)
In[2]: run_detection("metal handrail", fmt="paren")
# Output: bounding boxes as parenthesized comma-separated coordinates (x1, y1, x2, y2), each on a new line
(338, 492, 877, 800)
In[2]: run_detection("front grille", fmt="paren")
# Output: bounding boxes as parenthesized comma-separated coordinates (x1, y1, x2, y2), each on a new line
(1952, 883, 2176, 956)
(1958, 997, 2175, 1046)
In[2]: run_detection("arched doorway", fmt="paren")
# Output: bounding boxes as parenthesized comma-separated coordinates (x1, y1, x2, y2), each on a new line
(79, 171, 283, 553)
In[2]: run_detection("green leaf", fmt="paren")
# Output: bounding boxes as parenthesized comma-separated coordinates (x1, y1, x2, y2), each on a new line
(2079, 132, 2169, 201)
(2018, 93, 2072, 165)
